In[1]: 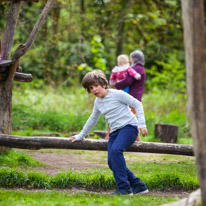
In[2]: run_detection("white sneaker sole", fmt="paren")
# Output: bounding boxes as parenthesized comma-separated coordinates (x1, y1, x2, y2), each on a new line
(135, 189, 149, 195)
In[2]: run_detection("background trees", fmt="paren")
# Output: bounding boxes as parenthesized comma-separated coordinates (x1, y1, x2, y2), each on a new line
(0, 0, 192, 93)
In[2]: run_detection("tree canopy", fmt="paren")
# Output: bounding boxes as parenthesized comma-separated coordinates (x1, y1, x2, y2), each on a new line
(0, 0, 204, 92)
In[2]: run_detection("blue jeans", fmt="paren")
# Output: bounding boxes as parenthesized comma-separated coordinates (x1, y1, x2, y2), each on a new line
(108, 124, 145, 189)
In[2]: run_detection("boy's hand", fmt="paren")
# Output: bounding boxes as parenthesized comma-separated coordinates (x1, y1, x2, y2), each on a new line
(70, 135, 77, 143)
(139, 128, 148, 137)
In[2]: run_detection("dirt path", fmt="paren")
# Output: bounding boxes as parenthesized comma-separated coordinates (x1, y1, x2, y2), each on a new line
(28, 151, 107, 176)
(21, 150, 193, 198)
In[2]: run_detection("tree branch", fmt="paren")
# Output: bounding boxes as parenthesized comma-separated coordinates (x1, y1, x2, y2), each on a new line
(2, 1, 22, 60)
(12, 0, 55, 60)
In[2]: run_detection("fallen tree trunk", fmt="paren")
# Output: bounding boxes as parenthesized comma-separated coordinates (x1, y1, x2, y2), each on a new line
(0, 134, 194, 156)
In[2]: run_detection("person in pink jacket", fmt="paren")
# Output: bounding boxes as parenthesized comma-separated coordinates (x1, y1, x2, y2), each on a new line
(109, 54, 141, 93)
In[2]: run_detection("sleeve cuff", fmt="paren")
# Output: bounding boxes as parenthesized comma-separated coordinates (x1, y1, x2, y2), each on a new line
(75, 134, 85, 141)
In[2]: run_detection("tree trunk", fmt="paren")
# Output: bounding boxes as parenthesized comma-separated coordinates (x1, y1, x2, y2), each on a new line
(115, 0, 132, 57)
(181, 0, 206, 204)
(0, 59, 19, 153)
(0, 134, 194, 156)
(0, 81, 12, 135)
(0, 0, 55, 153)
(2, 1, 22, 60)
(0, 1, 22, 134)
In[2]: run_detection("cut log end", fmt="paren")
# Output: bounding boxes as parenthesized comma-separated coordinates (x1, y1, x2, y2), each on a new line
(155, 124, 178, 143)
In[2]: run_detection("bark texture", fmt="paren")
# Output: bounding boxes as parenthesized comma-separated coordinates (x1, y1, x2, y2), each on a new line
(181, 0, 206, 204)
(2, 1, 22, 60)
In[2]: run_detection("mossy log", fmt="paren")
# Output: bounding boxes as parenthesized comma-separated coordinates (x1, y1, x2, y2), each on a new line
(0, 134, 194, 156)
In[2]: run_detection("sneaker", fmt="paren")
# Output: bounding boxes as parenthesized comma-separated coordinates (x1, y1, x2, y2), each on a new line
(111, 188, 133, 195)
(132, 184, 149, 195)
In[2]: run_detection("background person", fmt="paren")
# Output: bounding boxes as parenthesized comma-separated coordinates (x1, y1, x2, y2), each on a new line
(109, 54, 141, 93)
(115, 50, 146, 141)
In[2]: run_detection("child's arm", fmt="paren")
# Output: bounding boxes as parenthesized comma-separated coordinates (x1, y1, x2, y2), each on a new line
(115, 74, 134, 90)
(127, 67, 141, 80)
(72, 104, 101, 142)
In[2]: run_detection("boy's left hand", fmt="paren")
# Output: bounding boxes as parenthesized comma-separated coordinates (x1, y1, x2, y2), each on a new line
(139, 128, 148, 137)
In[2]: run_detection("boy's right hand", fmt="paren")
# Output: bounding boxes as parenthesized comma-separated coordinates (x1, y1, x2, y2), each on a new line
(70, 135, 77, 143)
(139, 128, 148, 137)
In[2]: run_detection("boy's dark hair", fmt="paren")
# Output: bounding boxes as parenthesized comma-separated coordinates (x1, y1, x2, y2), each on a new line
(82, 70, 108, 93)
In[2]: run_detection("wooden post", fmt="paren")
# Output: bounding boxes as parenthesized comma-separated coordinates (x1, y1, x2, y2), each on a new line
(181, 0, 206, 204)
(155, 124, 178, 143)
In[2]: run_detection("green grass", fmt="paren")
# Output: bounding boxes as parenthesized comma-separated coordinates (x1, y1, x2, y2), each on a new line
(4, 84, 196, 205)
(0, 189, 180, 206)
(0, 149, 44, 167)
(0, 149, 199, 191)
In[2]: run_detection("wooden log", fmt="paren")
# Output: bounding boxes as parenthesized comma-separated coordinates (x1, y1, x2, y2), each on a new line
(0, 60, 14, 73)
(14, 72, 33, 82)
(0, 72, 32, 82)
(0, 61, 22, 73)
(0, 134, 194, 156)
(155, 124, 178, 143)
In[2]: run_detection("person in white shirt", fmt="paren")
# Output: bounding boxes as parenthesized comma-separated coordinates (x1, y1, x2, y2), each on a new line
(71, 70, 148, 195)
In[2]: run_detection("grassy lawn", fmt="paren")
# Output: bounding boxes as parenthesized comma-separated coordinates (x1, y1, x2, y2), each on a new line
(0, 189, 180, 206)
(0, 149, 198, 191)
(0, 86, 196, 205)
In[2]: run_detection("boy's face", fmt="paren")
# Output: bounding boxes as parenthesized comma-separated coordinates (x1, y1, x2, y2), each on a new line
(89, 83, 107, 98)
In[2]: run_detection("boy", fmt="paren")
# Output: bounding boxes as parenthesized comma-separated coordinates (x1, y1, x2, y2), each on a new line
(71, 70, 148, 195)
